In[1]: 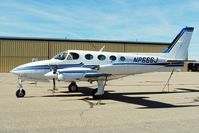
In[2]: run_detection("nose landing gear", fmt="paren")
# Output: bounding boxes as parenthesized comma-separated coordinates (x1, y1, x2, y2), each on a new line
(16, 79, 25, 98)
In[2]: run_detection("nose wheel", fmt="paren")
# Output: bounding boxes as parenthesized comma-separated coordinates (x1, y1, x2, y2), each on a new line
(16, 89, 25, 98)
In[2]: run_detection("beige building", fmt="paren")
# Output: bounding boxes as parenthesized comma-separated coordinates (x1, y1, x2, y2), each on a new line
(0, 37, 170, 72)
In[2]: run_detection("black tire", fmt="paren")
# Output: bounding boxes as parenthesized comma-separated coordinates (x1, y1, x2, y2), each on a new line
(68, 83, 78, 92)
(16, 89, 25, 98)
(93, 94, 103, 100)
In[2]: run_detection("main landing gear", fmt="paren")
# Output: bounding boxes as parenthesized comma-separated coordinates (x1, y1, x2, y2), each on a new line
(68, 81, 78, 92)
(92, 80, 105, 99)
(16, 79, 25, 98)
(67, 80, 106, 99)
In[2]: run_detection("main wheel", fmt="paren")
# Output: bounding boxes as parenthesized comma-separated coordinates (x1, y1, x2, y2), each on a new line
(68, 83, 78, 92)
(16, 89, 25, 98)
(93, 94, 104, 99)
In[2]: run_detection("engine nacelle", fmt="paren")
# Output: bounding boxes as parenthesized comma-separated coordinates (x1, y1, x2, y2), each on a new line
(58, 73, 84, 81)
(45, 67, 97, 81)
(57, 67, 96, 81)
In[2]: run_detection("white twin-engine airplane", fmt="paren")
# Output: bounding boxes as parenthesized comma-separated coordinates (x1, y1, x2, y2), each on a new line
(11, 27, 194, 99)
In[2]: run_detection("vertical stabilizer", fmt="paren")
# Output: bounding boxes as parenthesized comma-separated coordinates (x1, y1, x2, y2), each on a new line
(163, 27, 194, 60)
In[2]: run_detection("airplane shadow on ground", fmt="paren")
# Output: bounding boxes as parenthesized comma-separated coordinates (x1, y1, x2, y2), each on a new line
(42, 87, 199, 109)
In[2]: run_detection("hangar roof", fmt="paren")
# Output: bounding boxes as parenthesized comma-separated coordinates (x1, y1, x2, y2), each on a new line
(0, 36, 170, 45)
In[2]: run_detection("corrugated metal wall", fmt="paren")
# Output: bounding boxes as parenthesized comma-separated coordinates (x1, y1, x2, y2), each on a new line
(0, 39, 168, 72)
(125, 44, 167, 53)
(48, 41, 125, 58)
(49, 41, 93, 58)
(0, 40, 48, 72)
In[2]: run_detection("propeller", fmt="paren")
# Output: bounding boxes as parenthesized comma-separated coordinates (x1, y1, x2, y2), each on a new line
(48, 65, 58, 93)
(52, 65, 57, 92)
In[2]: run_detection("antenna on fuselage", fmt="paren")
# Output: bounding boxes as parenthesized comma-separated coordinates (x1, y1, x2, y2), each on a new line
(99, 45, 105, 52)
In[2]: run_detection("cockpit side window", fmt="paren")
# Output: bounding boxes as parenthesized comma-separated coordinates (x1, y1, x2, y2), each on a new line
(67, 52, 80, 60)
(54, 52, 67, 60)
(67, 54, 73, 60)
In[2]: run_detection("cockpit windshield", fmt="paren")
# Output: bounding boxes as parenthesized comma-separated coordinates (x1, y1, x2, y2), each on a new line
(53, 51, 80, 60)
(53, 52, 67, 60)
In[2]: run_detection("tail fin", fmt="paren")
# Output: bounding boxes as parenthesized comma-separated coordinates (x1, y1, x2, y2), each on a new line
(162, 27, 194, 60)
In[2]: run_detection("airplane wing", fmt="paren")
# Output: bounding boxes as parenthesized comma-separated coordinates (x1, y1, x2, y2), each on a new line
(21, 77, 50, 82)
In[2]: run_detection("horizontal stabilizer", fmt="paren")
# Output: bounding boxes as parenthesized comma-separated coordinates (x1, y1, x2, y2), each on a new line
(167, 60, 196, 63)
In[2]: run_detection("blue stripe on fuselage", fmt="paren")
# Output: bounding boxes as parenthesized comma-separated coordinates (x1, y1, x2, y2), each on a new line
(112, 62, 184, 67)
(15, 64, 84, 71)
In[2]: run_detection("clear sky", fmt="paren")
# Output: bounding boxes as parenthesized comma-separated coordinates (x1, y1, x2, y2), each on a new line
(0, 0, 199, 60)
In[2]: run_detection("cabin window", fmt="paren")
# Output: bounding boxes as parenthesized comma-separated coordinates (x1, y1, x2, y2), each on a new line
(85, 54, 93, 60)
(98, 55, 106, 61)
(54, 52, 67, 60)
(120, 56, 125, 61)
(110, 55, 117, 61)
(67, 52, 79, 60)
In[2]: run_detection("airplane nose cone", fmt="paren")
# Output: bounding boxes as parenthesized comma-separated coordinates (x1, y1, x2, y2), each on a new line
(10, 66, 24, 76)
(10, 67, 18, 75)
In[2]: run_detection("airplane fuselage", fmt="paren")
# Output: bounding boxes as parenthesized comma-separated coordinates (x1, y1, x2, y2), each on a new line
(11, 50, 182, 81)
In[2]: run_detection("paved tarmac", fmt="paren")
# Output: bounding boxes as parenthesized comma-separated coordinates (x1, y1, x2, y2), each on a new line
(0, 72, 199, 133)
